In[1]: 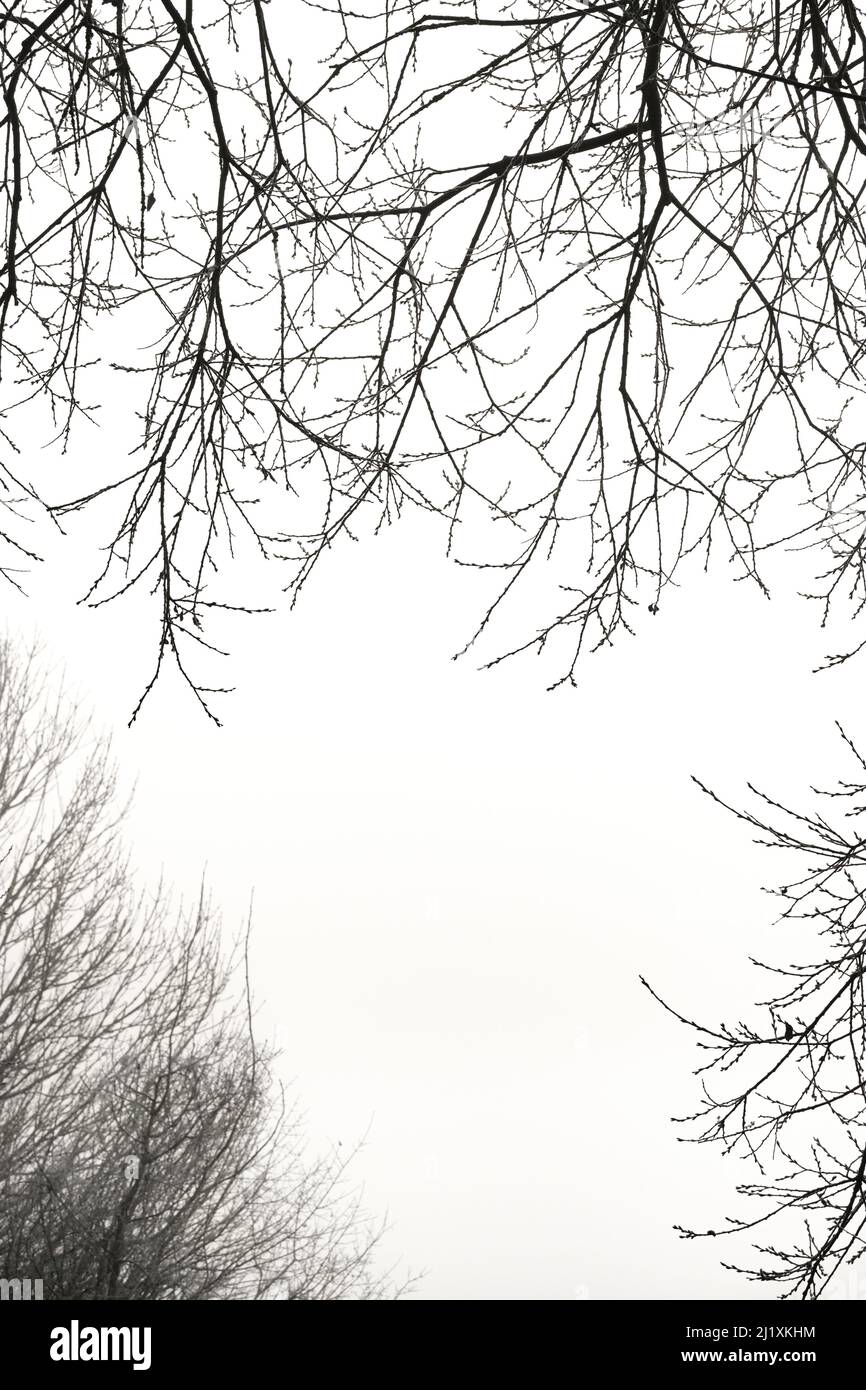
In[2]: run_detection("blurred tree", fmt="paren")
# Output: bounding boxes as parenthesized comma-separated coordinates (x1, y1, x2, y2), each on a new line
(0, 641, 395, 1298)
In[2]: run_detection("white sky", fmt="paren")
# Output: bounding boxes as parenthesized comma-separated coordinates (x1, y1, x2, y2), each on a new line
(8, 505, 863, 1300)
(5, 0, 864, 1301)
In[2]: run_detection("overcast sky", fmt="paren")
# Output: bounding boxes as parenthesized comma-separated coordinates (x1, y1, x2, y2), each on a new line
(7, 498, 862, 1300)
(5, 0, 864, 1301)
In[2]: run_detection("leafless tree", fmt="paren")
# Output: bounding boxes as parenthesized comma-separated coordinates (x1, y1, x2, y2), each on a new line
(0, 639, 398, 1299)
(3, 2, 866, 716)
(645, 729, 866, 1300)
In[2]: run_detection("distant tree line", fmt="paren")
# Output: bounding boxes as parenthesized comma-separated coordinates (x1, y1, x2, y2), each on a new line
(0, 641, 395, 1298)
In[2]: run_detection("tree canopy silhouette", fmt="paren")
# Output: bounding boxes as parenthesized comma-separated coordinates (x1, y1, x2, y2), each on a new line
(646, 731, 866, 1300)
(3, 0, 866, 718)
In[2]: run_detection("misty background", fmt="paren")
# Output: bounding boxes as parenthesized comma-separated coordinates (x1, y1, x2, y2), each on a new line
(6, 496, 861, 1299)
(3, 0, 861, 1298)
